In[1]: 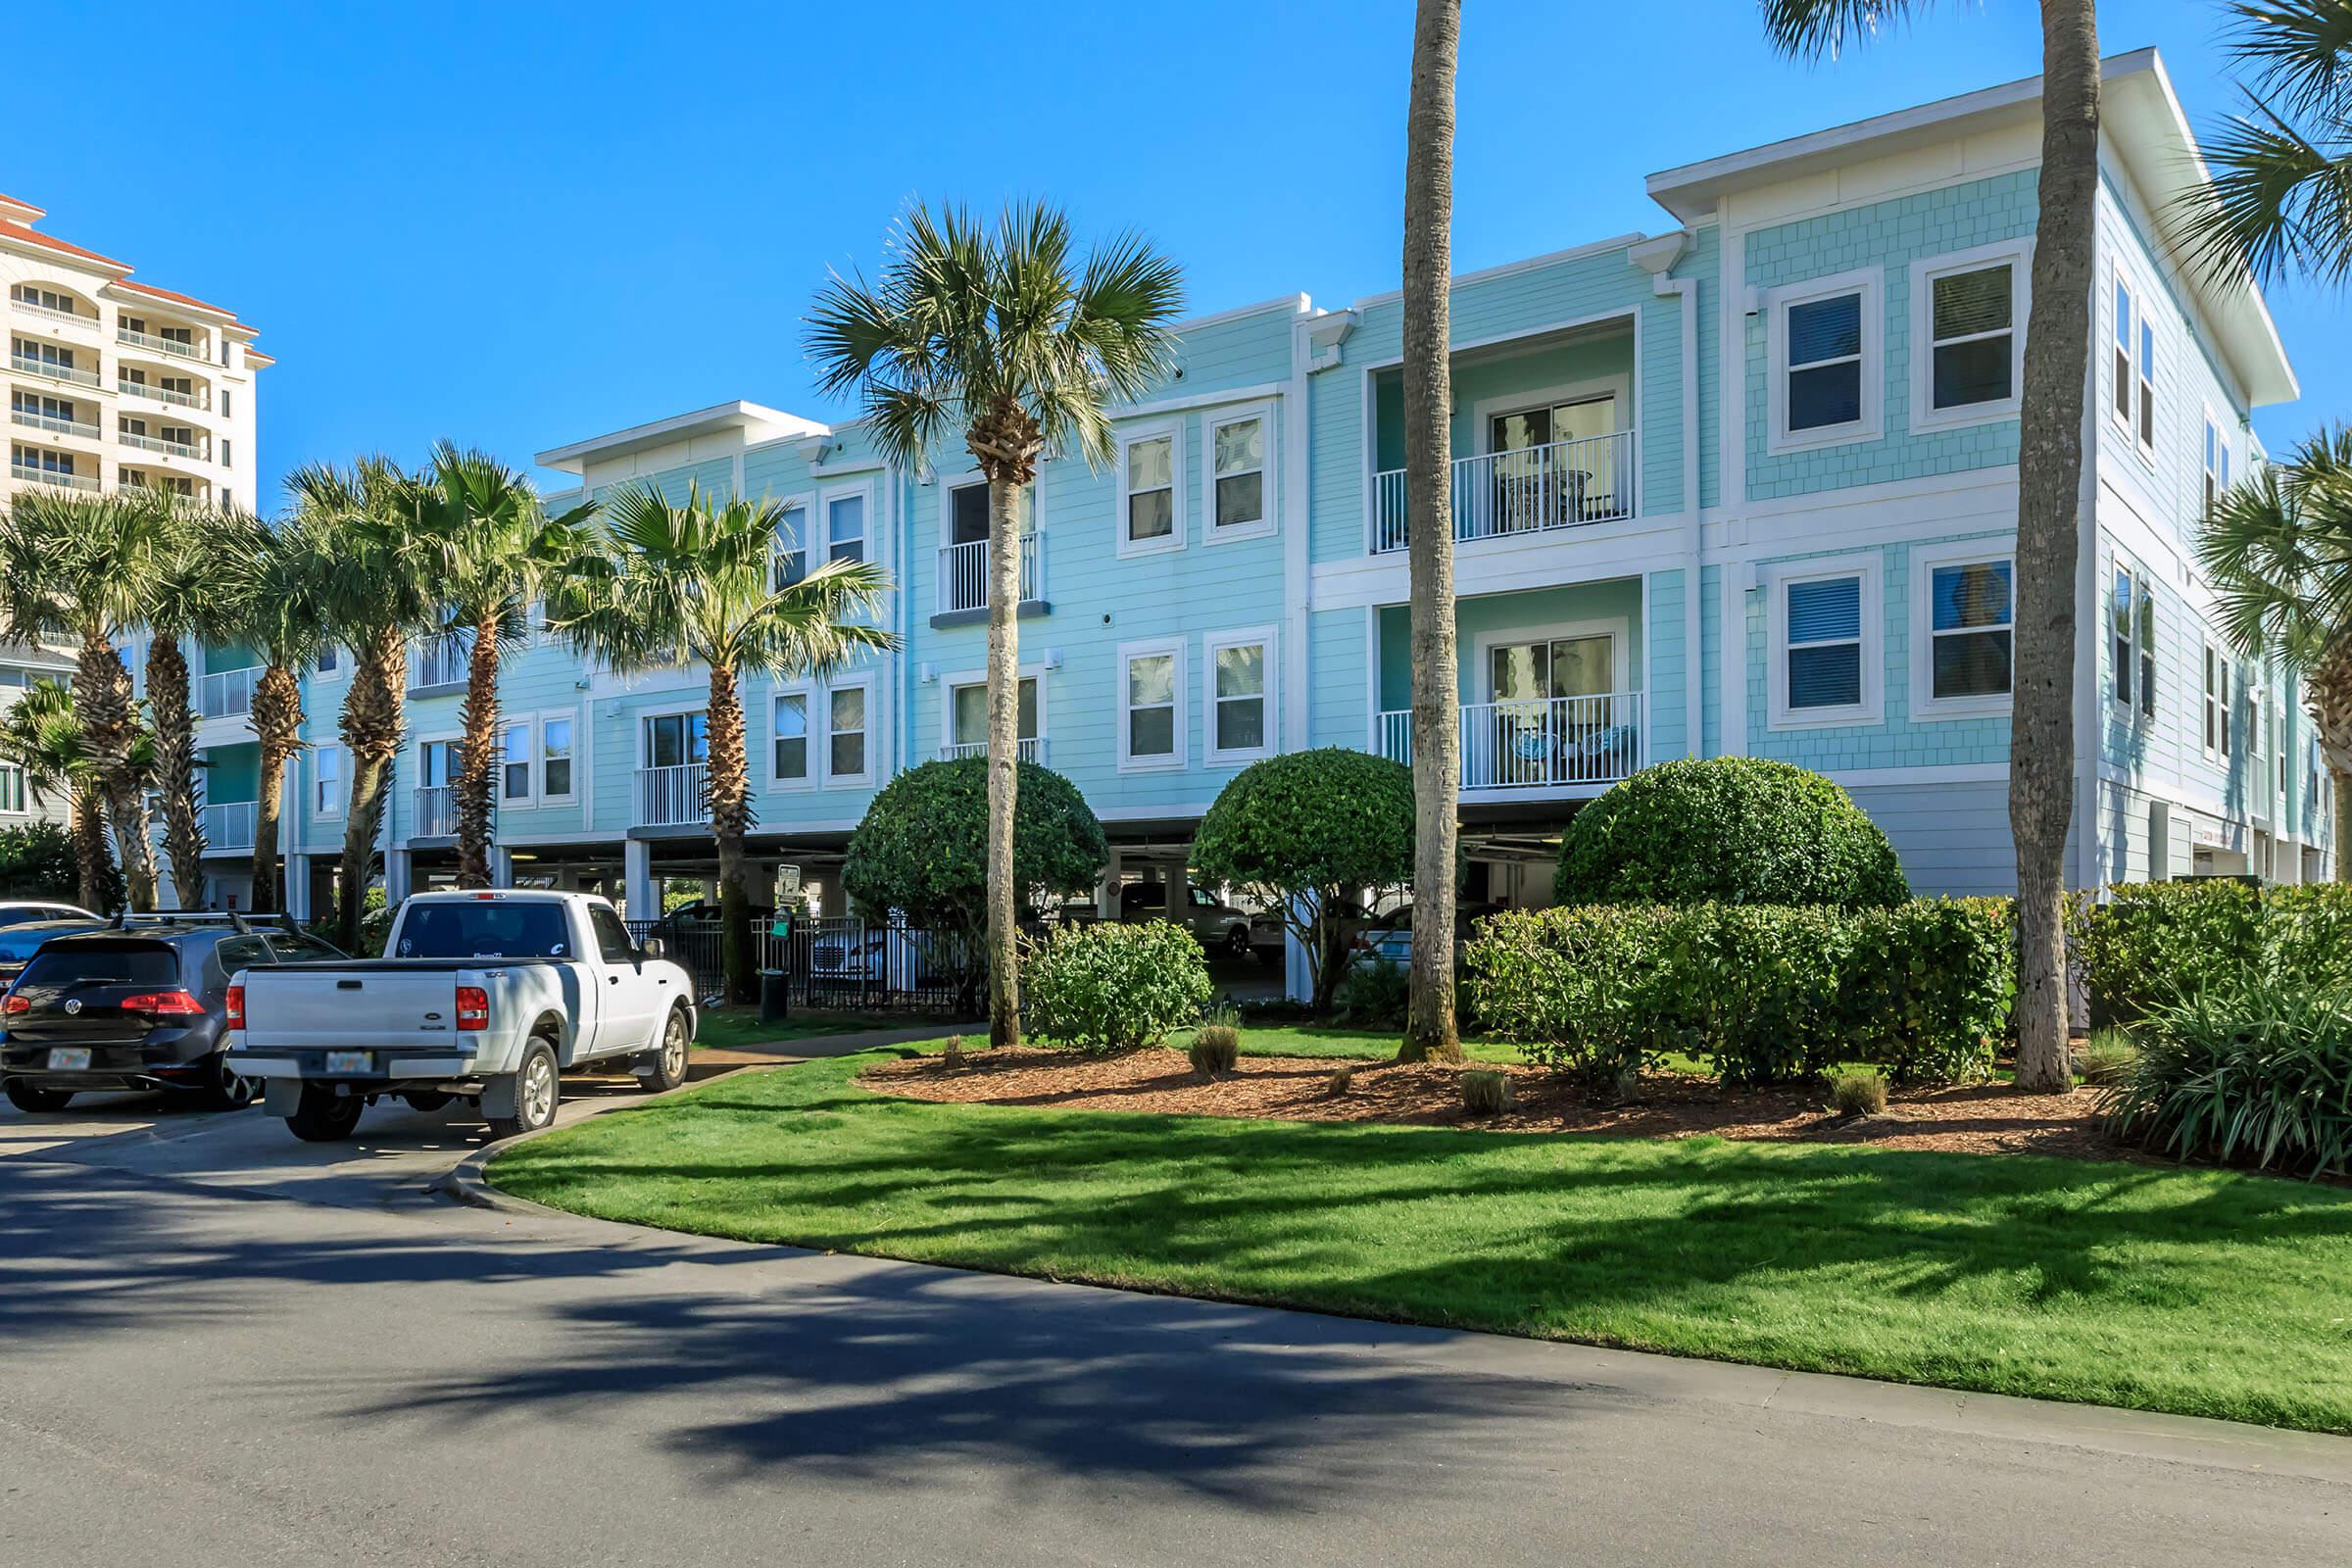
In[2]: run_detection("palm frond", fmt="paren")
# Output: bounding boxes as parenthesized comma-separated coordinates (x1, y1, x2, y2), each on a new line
(2196, 423, 2352, 671)
(2224, 0, 2352, 122)
(1759, 0, 1925, 62)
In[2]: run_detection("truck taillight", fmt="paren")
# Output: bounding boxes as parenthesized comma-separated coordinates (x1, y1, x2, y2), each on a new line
(224, 984, 244, 1029)
(120, 990, 206, 1017)
(456, 985, 489, 1031)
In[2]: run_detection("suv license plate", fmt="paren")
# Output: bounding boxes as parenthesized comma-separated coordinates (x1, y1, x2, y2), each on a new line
(324, 1052, 373, 1075)
(46, 1048, 90, 1072)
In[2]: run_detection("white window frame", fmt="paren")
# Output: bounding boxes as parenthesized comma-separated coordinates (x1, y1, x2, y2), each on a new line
(767, 684, 815, 791)
(818, 481, 873, 569)
(1200, 402, 1276, 544)
(1203, 626, 1278, 765)
(2202, 408, 2223, 515)
(313, 644, 344, 681)
(2136, 311, 2158, 459)
(821, 673, 876, 787)
(537, 710, 577, 805)
(635, 701, 710, 772)
(1908, 540, 2015, 720)
(2111, 266, 2138, 443)
(1765, 553, 1884, 730)
(1115, 420, 1186, 559)
(940, 665, 1047, 757)
(0, 762, 27, 815)
(499, 718, 534, 808)
(770, 490, 813, 589)
(314, 745, 343, 819)
(1117, 636, 1188, 771)
(1765, 267, 1884, 456)
(1907, 238, 2031, 434)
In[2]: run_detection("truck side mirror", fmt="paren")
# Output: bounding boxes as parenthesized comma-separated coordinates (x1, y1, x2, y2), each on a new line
(640, 937, 665, 959)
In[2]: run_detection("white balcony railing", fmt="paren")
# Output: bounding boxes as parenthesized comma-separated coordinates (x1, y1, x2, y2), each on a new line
(202, 799, 258, 852)
(1372, 429, 1636, 554)
(411, 638, 466, 690)
(118, 378, 208, 411)
(117, 326, 202, 361)
(8, 461, 97, 492)
(636, 762, 707, 827)
(195, 664, 261, 718)
(10, 353, 100, 388)
(10, 297, 85, 327)
(939, 737, 1045, 763)
(119, 430, 204, 459)
(1375, 692, 1643, 790)
(412, 785, 456, 838)
(936, 530, 1042, 615)
(11, 409, 99, 439)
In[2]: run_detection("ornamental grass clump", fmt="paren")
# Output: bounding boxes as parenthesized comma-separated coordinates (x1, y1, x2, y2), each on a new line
(1326, 1064, 1353, 1097)
(1459, 1069, 1513, 1118)
(1827, 1067, 1888, 1118)
(2073, 1028, 2137, 1085)
(1021, 920, 1212, 1054)
(2101, 975, 2352, 1178)
(1189, 1015, 1242, 1077)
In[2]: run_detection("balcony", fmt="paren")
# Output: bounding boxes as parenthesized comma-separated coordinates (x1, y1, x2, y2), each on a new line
(1372, 430, 1637, 554)
(8, 460, 97, 492)
(196, 664, 260, 718)
(412, 785, 456, 839)
(10, 352, 100, 389)
(1375, 692, 1644, 791)
(934, 531, 1045, 622)
(636, 762, 707, 828)
(117, 326, 203, 362)
(120, 429, 207, 461)
(10, 408, 98, 440)
(411, 638, 467, 691)
(118, 377, 209, 412)
(202, 800, 258, 853)
(939, 737, 1045, 763)
(10, 296, 87, 328)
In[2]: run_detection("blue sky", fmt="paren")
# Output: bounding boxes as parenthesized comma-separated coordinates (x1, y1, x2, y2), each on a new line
(14, 0, 2344, 498)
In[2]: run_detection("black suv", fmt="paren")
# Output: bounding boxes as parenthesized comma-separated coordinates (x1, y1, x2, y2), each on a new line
(0, 916, 346, 1114)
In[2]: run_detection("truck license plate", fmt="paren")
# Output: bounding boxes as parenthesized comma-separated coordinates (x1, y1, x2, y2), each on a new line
(324, 1052, 373, 1075)
(46, 1048, 90, 1072)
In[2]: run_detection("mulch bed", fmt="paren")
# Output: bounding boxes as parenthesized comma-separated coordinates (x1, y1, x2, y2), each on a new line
(858, 1047, 2123, 1161)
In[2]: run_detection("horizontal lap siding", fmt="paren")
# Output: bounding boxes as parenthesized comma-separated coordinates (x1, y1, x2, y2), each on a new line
(1847, 780, 2016, 896)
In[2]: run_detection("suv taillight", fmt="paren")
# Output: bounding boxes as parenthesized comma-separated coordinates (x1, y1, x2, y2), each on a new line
(455, 985, 488, 1031)
(120, 990, 206, 1017)
(224, 984, 244, 1029)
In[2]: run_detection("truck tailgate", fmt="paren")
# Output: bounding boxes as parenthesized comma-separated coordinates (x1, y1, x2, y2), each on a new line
(235, 965, 484, 1053)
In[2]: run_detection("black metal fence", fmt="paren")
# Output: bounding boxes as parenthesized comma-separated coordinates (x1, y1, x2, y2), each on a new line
(625, 914, 969, 1014)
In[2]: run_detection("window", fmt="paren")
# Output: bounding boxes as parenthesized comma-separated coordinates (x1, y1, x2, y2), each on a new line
(2222, 657, 2234, 760)
(827, 685, 868, 779)
(949, 677, 1039, 754)
(1207, 411, 1267, 535)
(2137, 316, 2157, 452)
(644, 711, 708, 770)
(2203, 641, 2235, 761)
(1206, 631, 1273, 760)
(589, 904, 637, 964)
(1120, 641, 1184, 767)
(772, 499, 808, 588)
(1783, 575, 1864, 713)
(1119, 425, 1181, 553)
(1926, 559, 2012, 704)
(772, 692, 808, 781)
(0, 764, 24, 814)
(2112, 565, 2136, 713)
(220, 437, 233, 469)
(502, 722, 532, 802)
(315, 747, 342, 816)
(315, 644, 341, 678)
(824, 491, 865, 566)
(220, 389, 232, 418)
(540, 715, 574, 800)
(1910, 245, 2028, 431)
(2113, 276, 2135, 428)
(1769, 270, 1881, 451)
(2203, 415, 2222, 514)
(2137, 574, 2156, 722)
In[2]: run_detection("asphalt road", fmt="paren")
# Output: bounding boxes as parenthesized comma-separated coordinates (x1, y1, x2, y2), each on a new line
(2, 1073, 2346, 1568)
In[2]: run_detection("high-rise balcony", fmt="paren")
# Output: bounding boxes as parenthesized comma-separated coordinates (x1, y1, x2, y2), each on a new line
(10, 352, 100, 389)
(118, 377, 210, 412)
(1371, 430, 1638, 555)
(8, 459, 97, 492)
(116, 325, 204, 362)
(10, 407, 99, 441)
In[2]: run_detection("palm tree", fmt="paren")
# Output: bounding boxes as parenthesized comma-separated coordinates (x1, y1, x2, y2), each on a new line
(421, 442, 598, 889)
(1396, 0, 1465, 1066)
(552, 482, 897, 1003)
(1763, 0, 2098, 1093)
(288, 457, 443, 951)
(807, 202, 1183, 1048)
(143, 494, 243, 908)
(2198, 425, 2352, 879)
(0, 679, 116, 911)
(2176, 0, 2352, 288)
(216, 506, 336, 912)
(0, 489, 164, 907)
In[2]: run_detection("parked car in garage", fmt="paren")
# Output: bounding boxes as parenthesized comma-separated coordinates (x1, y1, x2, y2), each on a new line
(0, 900, 99, 929)
(0, 915, 110, 986)
(1348, 902, 1509, 969)
(1117, 881, 1256, 956)
(0, 914, 344, 1113)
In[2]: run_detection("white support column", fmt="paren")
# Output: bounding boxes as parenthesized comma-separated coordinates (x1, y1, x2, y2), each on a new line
(624, 838, 655, 923)
(384, 848, 414, 906)
(1283, 892, 1314, 1004)
(490, 847, 514, 888)
(285, 854, 313, 923)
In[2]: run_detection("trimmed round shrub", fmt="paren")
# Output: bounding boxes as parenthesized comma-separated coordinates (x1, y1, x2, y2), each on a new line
(1023, 920, 1212, 1053)
(1555, 757, 1906, 908)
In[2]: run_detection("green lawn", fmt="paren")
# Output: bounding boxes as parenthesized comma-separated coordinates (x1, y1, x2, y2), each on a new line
(691, 1007, 930, 1051)
(494, 1053, 2352, 1434)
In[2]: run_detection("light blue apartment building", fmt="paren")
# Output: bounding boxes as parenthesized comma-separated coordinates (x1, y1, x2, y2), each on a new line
(163, 48, 2327, 939)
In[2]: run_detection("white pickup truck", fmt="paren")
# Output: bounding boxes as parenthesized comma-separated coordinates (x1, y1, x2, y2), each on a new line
(224, 890, 697, 1144)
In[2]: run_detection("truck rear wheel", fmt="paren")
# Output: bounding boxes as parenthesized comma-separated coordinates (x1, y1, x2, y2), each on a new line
(486, 1039, 560, 1141)
(287, 1085, 365, 1143)
(637, 1009, 689, 1093)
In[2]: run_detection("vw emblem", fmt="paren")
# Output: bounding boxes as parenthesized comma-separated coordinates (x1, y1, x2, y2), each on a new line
(63, 999, 81, 1015)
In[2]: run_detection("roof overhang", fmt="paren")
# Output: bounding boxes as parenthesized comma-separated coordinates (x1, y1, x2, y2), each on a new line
(533, 400, 827, 474)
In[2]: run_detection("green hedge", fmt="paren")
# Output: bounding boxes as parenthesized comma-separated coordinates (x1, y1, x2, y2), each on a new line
(2072, 880, 2352, 1023)
(1022, 920, 1212, 1054)
(1465, 898, 2012, 1086)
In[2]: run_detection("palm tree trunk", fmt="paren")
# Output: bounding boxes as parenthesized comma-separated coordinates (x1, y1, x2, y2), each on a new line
(455, 618, 501, 889)
(71, 793, 109, 912)
(145, 632, 207, 908)
(248, 663, 302, 913)
(74, 629, 157, 909)
(1396, 0, 1463, 1064)
(337, 627, 406, 952)
(707, 661, 757, 1004)
(985, 474, 1025, 1048)
(2008, 0, 2100, 1094)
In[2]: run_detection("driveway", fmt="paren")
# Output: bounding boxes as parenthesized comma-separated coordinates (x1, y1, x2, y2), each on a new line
(2, 1076, 2347, 1567)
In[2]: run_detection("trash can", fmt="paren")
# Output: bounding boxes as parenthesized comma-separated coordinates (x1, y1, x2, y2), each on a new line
(759, 968, 791, 1025)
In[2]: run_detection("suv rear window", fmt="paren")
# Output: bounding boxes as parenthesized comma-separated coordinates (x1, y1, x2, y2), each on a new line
(395, 902, 572, 959)
(15, 941, 180, 993)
